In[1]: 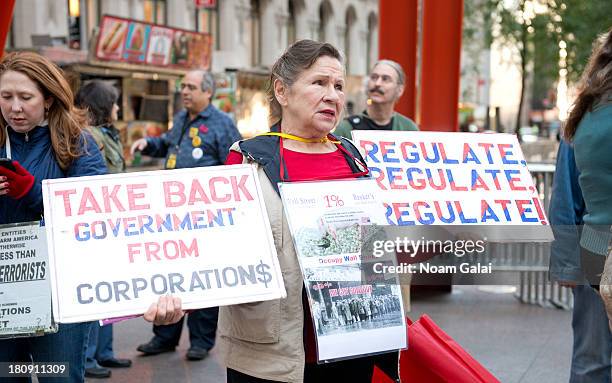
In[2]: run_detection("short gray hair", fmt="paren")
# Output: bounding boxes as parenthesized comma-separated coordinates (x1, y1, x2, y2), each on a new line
(189, 69, 216, 98)
(373, 59, 405, 85)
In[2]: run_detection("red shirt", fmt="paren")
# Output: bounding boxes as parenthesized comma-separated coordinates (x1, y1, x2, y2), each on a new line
(226, 147, 358, 181)
(226, 146, 360, 363)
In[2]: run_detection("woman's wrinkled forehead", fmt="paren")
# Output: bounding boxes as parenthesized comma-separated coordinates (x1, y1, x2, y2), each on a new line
(296, 56, 345, 81)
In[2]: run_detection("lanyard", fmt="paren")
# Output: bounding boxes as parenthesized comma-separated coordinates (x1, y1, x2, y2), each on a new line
(258, 132, 341, 144)
(274, 135, 369, 181)
(175, 114, 193, 151)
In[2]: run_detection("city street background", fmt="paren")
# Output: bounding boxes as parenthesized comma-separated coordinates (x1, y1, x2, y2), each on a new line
(90, 286, 572, 383)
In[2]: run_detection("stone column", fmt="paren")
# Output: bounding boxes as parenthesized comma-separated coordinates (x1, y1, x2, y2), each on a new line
(308, 20, 319, 41)
(335, 26, 345, 57)
(323, 15, 336, 45)
(293, 7, 308, 40)
(368, 23, 378, 70)
(276, 11, 289, 54)
(128, 0, 145, 22)
(216, 0, 251, 68)
(12, 0, 69, 48)
(167, 0, 194, 30)
(351, 29, 368, 76)
(100, 0, 130, 18)
(259, 0, 277, 67)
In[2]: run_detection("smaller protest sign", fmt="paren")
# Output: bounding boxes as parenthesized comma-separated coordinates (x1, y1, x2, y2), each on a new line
(280, 179, 407, 362)
(0, 222, 56, 338)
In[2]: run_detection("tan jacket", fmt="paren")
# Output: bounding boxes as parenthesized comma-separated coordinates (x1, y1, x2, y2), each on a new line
(218, 139, 411, 381)
(218, 158, 307, 382)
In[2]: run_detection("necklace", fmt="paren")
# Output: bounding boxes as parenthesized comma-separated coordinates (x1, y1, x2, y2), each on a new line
(258, 132, 340, 144)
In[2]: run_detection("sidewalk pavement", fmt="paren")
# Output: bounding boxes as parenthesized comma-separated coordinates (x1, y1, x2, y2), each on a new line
(89, 285, 572, 383)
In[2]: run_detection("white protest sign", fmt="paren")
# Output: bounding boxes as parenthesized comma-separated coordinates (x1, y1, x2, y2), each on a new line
(42, 165, 285, 323)
(0, 222, 55, 337)
(351, 131, 552, 233)
(279, 179, 407, 362)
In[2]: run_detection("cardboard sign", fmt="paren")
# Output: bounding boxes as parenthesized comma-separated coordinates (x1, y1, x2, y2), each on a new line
(0, 222, 55, 338)
(42, 165, 285, 323)
(280, 179, 407, 362)
(351, 131, 552, 235)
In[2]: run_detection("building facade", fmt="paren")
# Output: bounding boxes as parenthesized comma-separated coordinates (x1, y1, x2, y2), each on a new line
(8, 0, 380, 76)
(7, 0, 380, 137)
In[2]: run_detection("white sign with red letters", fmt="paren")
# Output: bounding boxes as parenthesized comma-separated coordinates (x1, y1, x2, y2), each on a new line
(42, 165, 285, 323)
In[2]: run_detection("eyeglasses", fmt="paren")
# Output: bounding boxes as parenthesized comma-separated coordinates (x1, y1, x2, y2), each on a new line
(369, 73, 396, 84)
(179, 83, 198, 91)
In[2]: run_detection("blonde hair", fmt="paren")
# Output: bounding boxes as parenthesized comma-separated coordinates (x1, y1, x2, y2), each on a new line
(0, 51, 88, 170)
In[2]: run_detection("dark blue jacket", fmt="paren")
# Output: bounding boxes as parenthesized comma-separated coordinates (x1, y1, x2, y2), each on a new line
(143, 104, 242, 169)
(0, 125, 107, 224)
(549, 140, 586, 283)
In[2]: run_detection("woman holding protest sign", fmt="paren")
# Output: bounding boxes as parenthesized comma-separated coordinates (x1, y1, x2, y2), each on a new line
(0, 51, 106, 382)
(564, 28, 612, 326)
(223, 40, 403, 383)
(146, 40, 398, 382)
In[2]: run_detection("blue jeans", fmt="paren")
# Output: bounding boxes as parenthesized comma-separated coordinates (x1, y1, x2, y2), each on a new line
(85, 322, 115, 369)
(0, 322, 88, 382)
(570, 285, 612, 383)
(153, 306, 218, 350)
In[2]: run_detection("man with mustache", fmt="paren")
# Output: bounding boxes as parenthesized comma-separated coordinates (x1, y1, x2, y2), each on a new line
(131, 69, 241, 362)
(334, 59, 418, 138)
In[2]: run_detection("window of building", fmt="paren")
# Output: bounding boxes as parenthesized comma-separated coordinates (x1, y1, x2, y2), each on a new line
(196, 6, 219, 50)
(318, 1, 332, 42)
(144, 0, 167, 25)
(250, 0, 261, 66)
(287, 0, 296, 45)
(344, 6, 356, 73)
(367, 12, 378, 71)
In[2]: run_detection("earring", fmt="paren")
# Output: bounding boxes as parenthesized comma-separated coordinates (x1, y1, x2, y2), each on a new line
(44, 107, 49, 118)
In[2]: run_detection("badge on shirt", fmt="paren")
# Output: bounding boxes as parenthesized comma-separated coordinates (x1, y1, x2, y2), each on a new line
(189, 127, 199, 138)
(166, 153, 177, 169)
(198, 124, 209, 134)
(192, 136, 202, 147)
(192, 147, 203, 160)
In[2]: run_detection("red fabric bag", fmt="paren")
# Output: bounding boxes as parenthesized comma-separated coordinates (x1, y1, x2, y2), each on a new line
(399, 315, 500, 383)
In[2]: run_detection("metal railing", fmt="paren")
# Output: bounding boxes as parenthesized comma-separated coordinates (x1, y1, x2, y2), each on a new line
(515, 163, 572, 309)
(434, 163, 572, 308)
